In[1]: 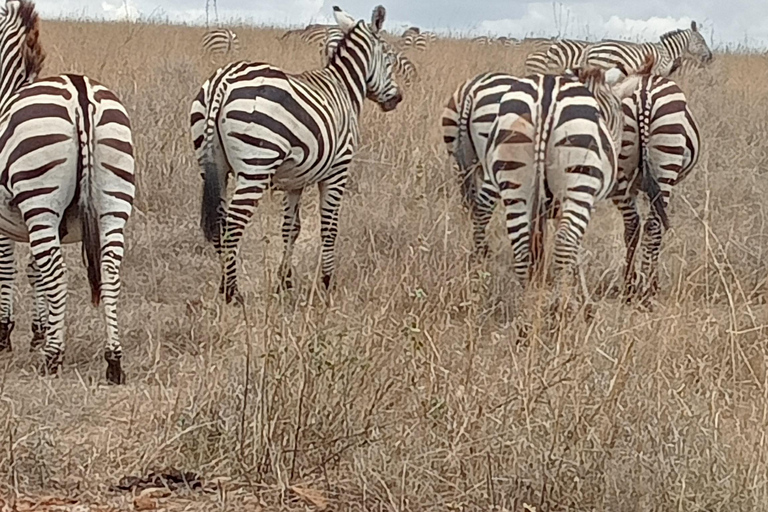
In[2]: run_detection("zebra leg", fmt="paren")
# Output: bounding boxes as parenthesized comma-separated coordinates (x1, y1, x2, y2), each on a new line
(471, 183, 499, 260)
(613, 196, 642, 300)
(25, 256, 47, 351)
(28, 231, 67, 376)
(278, 189, 303, 291)
(221, 176, 267, 304)
(550, 201, 590, 318)
(318, 171, 349, 291)
(0, 237, 15, 352)
(639, 210, 665, 303)
(99, 217, 128, 385)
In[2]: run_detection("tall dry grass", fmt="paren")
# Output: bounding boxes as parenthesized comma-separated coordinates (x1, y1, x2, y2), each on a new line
(0, 18, 767, 511)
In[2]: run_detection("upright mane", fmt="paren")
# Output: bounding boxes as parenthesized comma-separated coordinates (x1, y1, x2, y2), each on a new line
(20, 0, 45, 80)
(659, 28, 687, 42)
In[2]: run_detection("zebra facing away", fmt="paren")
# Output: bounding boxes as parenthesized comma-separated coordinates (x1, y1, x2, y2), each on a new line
(612, 74, 700, 303)
(0, 0, 135, 383)
(191, 5, 402, 304)
(478, 67, 647, 299)
(202, 28, 241, 57)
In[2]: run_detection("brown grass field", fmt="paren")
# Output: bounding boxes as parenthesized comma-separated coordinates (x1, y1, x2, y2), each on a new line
(1, 17, 768, 511)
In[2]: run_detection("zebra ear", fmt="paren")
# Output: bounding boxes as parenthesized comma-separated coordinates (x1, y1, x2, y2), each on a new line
(371, 5, 386, 33)
(333, 6, 357, 33)
(691, 21, 698, 32)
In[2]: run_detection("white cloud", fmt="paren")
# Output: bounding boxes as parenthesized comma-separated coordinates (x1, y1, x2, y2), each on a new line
(101, 0, 139, 21)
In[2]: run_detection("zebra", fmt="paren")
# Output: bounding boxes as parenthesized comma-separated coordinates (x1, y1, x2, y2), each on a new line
(612, 74, 700, 303)
(476, 66, 647, 299)
(524, 39, 590, 75)
(0, 0, 135, 383)
(190, 5, 402, 304)
(202, 28, 241, 58)
(582, 22, 712, 76)
(471, 36, 495, 46)
(442, 61, 646, 259)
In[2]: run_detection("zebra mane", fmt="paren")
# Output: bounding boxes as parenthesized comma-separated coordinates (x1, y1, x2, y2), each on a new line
(327, 20, 375, 66)
(659, 28, 689, 43)
(9, 0, 45, 82)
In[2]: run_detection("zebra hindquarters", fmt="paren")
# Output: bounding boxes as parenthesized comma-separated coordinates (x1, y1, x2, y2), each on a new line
(486, 97, 538, 287)
(90, 80, 135, 385)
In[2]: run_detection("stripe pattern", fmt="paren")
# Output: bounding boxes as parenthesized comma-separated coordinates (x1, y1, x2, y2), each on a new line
(524, 39, 590, 75)
(190, 5, 402, 303)
(582, 23, 712, 76)
(480, 73, 622, 290)
(202, 28, 240, 57)
(612, 75, 700, 302)
(0, 0, 135, 384)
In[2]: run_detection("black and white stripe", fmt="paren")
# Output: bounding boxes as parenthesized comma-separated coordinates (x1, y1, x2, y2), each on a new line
(476, 71, 639, 291)
(0, 0, 135, 383)
(582, 22, 712, 76)
(611, 75, 700, 302)
(190, 5, 402, 303)
(524, 39, 590, 75)
(202, 28, 241, 57)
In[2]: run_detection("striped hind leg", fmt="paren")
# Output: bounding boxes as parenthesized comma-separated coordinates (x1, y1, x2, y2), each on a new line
(318, 168, 349, 290)
(613, 196, 642, 299)
(26, 257, 47, 351)
(550, 196, 594, 315)
(220, 173, 268, 304)
(22, 214, 68, 375)
(471, 181, 499, 259)
(278, 189, 303, 291)
(638, 209, 666, 302)
(0, 237, 15, 351)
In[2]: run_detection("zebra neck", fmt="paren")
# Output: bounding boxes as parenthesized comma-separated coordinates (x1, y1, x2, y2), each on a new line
(660, 32, 688, 59)
(326, 38, 369, 115)
(0, 70, 28, 113)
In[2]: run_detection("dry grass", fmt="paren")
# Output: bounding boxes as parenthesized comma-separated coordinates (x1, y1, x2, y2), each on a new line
(0, 18, 768, 511)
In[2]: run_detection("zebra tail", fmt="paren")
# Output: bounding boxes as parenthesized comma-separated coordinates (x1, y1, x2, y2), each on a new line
(454, 90, 478, 209)
(200, 81, 227, 243)
(76, 101, 102, 306)
(638, 90, 670, 231)
(530, 109, 548, 280)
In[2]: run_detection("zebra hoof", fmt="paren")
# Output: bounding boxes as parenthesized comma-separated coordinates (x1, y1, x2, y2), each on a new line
(0, 320, 14, 352)
(321, 274, 333, 291)
(225, 286, 244, 306)
(105, 351, 126, 385)
(277, 268, 294, 293)
(29, 324, 45, 352)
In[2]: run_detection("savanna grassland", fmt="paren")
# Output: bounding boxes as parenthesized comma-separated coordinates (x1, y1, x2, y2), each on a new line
(1, 17, 768, 511)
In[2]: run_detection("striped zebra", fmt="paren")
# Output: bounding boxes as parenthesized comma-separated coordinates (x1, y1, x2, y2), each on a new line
(471, 36, 495, 46)
(582, 22, 712, 76)
(202, 28, 240, 57)
(524, 39, 590, 75)
(324, 28, 417, 85)
(477, 67, 647, 296)
(190, 5, 402, 303)
(442, 60, 648, 260)
(612, 74, 700, 303)
(0, 0, 135, 383)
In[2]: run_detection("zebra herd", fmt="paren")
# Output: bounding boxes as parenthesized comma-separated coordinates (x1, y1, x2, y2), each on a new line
(0, 0, 710, 384)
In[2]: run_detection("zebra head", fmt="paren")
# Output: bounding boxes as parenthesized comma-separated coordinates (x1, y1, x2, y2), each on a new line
(333, 5, 403, 112)
(687, 21, 713, 63)
(0, 0, 44, 108)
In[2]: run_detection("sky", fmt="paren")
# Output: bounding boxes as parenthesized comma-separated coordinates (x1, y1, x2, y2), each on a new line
(32, 0, 768, 47)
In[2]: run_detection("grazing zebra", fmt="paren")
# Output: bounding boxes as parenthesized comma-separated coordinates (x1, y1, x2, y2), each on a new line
(202, 28, 240, 57)
(524, 39, 590, 75)
(496, 36, 519, 47)
(612, 74, 700, 303)
(472, 36, 517, 47)
(582, 22, 712, 76)
(0, 0, 135, 383)
(477, 67, 646, 296)
(190, 5, 402, 303)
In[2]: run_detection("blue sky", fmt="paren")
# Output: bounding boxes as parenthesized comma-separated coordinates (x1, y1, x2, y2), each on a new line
(34, 0, 768, 47)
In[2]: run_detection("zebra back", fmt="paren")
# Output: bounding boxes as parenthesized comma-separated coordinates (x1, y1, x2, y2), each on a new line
(0, 0, 44, 108)
(201, 28, 240, 57)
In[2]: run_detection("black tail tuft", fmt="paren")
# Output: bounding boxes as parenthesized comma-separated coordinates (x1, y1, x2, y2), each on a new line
(82, 200, 101, 306)
(200, 159, 223, 242)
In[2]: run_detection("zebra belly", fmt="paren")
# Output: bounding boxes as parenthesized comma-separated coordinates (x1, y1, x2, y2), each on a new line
(0, 192, 29, 242)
